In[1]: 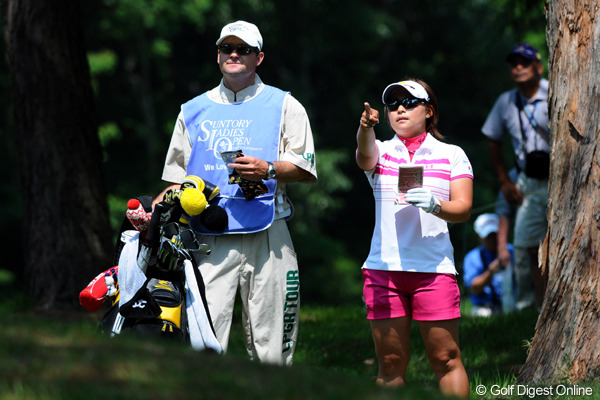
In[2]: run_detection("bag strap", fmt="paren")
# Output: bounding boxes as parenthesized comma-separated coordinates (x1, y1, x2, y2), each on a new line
(515, 91, 550, 145)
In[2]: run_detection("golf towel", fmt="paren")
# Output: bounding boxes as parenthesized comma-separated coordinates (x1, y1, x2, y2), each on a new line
(117, 232, 222, 353)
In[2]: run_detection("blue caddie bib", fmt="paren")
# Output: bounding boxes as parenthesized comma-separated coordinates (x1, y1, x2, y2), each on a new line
(182, 85, 286, 234)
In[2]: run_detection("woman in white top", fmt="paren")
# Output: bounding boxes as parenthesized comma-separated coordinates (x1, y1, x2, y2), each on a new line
(356, 79, 472, 398)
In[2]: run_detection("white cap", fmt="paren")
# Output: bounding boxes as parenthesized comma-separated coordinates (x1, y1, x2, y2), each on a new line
(382, 80, 430, 104)
(216, 21, 263, 50)
(474, 213, 499, 238)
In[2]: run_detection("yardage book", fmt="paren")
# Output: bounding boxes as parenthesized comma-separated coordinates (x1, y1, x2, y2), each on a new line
(396, 165, 423, 205)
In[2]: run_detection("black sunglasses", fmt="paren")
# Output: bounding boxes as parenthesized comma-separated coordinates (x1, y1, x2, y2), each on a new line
(386, 97, 426, 111)
(508, 58, 534, 68)
(217, 44, 259, 55)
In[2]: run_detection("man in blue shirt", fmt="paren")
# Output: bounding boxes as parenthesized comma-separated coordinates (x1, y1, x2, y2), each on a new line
(481, 43, 549, 310)
(463, 213, 515, 317)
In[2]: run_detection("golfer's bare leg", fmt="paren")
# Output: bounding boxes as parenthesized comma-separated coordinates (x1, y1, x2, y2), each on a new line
(369, 316, 411, 386)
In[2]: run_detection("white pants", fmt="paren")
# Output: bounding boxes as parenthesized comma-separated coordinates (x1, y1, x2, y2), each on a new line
(197, 219, 300, 366)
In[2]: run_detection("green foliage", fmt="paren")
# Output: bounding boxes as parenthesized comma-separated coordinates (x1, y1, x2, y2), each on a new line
(0, 269, 14, 286)
(107, 194, 130, 238)
(295, 231, 364, 305)
(287, 149, 353, 233)
(87, 49, 118, 76)
(98, 122, 122, 148)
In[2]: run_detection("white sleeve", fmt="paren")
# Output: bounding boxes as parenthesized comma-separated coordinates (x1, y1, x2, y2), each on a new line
(161, 109, 192, 184)
(451, 146, 474, 180)
(481, 91, 512, 141)
(280, 95, 318, 182)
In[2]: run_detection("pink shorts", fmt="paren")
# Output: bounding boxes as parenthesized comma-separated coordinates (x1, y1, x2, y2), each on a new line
(362, 269, 461, 321)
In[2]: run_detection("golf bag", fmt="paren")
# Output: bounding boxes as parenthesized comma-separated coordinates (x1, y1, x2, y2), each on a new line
(99, 216, 207, 342)
(80, 178, 225, 352)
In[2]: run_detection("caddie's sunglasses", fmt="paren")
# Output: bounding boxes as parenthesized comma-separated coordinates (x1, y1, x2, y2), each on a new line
(386, 98, 426, 111)
(217, 44, 259, 55)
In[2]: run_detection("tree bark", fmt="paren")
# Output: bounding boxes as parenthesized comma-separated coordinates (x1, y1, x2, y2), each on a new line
(3, 0, 113, 309)
(518, 0, 600, 384)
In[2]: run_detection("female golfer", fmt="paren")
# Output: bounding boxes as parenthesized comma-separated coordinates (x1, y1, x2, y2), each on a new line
(356, 79, 472, 398)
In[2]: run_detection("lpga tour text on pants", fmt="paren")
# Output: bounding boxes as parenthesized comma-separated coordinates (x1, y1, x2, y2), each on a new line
(282, 271, 299, 353)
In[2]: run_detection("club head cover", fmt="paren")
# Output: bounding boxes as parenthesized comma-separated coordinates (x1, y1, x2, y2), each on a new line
(202, 180, 220, 202)
(181, 175, 220, 202)
(180, 187, 208, 216)
(79, 266, 119, 311)
(126, 197, 153, 232)
(200, 204, 229, 232)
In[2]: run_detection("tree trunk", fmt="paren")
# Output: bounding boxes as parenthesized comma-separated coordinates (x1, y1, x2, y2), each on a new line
(3, 0, 113, 309)
(518, 0, 600, 384)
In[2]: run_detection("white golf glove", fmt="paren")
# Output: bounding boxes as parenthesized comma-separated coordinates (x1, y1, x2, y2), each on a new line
(405, 188, 440, 214)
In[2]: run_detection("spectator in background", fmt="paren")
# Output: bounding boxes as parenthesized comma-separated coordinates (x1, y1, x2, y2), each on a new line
(481, 43, 549, 310)
(463, 213, 515, 317)
(494, 167, 519, 273)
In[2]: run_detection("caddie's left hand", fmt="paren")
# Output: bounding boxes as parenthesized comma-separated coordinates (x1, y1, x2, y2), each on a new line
(405, 188, 440, 213)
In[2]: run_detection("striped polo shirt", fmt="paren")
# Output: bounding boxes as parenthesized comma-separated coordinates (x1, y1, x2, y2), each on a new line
(362, 133, 473, 274)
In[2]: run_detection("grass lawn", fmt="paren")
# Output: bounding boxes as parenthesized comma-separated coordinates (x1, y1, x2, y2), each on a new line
(1, 275, 598, 399)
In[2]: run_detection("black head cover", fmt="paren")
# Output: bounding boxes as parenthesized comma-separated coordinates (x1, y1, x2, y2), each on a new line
(199, 205, 228, 232)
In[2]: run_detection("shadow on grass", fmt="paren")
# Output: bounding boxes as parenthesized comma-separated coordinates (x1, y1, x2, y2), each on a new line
(1, 301, 443, 400)
(0, 272, 540, 400)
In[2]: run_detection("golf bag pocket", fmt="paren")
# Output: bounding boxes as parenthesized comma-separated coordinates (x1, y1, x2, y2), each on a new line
(148, 278, 184, 329)
(118, 278, 187, 340)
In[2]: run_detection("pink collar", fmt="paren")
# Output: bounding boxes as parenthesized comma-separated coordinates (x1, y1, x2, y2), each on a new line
(399, 131, 428, 153)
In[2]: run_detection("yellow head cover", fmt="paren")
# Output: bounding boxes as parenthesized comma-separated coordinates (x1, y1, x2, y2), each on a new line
(180, 188, 207, 216)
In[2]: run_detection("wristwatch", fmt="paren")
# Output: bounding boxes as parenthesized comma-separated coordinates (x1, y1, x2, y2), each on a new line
(265, 161, 277, 180)
(431, 198, 441, 215)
